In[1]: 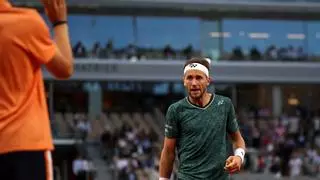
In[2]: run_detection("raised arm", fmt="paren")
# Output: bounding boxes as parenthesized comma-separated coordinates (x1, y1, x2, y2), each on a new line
(42, 0, 74, 79)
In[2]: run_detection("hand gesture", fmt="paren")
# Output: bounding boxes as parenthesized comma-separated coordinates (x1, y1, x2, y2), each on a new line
(224, 156, 242, 174)
(41, 0, 67, 23)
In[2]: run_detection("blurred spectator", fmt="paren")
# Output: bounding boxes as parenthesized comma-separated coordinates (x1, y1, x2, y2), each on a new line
(252, 123, 261, 149)
(270, 155, 281, 176)
(117, 159, 138, 180)
(289, 151, 303, 177)
(257, 155, 266, 173)
(126, 44, 137, 60)
(182, 44, 193, 59)
(91, 42, 101, 58)
(313, 113, 320, 136)
(76, 116, 91, 141)
(101, 128, 116, 164)
(73, 41, 87, 58)
(275, 119, 286, 143)
(297, 47, 306, 61)
(99, 40, 114, 58)
(265, 45, 278, 60)
(287, 114, 300, 138)
(250, 46, 262, 61)
(105, 40, 114, 57)
(163, 45, 175, 59)
(231, 46, 244, 60)
(72, 154, 94, 180)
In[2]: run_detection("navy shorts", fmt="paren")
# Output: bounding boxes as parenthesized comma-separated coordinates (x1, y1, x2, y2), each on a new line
(0, 150, 53, 180)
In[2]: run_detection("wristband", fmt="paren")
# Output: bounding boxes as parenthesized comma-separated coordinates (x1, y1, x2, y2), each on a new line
(52, 21, 67, 28)
(234, 148, 245, 164)
(159, 178, 170, 180)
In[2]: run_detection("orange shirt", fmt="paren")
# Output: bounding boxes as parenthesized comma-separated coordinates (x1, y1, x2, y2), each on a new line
(0, 2, 55, 154)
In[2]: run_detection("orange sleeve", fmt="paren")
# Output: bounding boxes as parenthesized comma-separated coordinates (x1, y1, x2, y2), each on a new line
(26, 12, 56, 64)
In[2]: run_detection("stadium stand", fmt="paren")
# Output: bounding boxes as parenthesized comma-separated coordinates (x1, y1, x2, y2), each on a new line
(50, 105, 320, 179)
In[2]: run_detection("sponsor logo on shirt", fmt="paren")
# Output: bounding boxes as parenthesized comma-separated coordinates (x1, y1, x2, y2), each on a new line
(218, 100, 224, 105)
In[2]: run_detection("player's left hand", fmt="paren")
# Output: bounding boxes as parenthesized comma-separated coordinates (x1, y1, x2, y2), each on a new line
(224, 156, 242, 174)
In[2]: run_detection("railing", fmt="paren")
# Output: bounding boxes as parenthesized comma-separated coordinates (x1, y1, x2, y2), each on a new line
(54, 166, 61, 180)
(53, 163, 69, 180)
(43, 60, 320, 83)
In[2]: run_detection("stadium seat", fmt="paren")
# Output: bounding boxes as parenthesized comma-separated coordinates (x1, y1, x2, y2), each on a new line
(132, 112, 149, 133)
(101, 113, 116, 133)
(54, 113, 69, 138)
(109, 113, 123, 130)
(120, 113, 136, 129)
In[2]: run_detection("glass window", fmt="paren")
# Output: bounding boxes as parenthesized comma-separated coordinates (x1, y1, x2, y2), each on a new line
(153, 83, 170, 95)
(68, 15, 134, 49)
(172, 82, 185, 94)
(200, 20, 220, 61)
(222, 19, 306, 60)
(307, 21, 320, 57)
(136, 16, 201, 59)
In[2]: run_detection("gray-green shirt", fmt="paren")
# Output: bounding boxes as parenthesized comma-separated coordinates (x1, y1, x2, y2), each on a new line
(165, 94, 239, 180)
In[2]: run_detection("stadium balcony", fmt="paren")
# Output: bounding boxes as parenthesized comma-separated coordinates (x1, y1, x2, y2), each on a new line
(43, 58, 320, 84)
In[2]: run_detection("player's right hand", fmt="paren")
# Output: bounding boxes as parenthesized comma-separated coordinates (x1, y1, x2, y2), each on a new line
(41, 0, 67, 24)
(224, 156, 242, 174)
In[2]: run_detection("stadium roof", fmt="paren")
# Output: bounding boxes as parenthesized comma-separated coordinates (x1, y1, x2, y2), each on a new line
(12, 0, 320, 19)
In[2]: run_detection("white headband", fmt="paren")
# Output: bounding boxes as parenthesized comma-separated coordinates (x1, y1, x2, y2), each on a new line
(184, 63, 209, 77)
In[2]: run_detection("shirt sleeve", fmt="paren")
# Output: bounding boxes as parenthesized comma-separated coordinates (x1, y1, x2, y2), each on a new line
(26, 12, 56, 64)
(227, 99, 239, 134)
(164, 105, 179, 138)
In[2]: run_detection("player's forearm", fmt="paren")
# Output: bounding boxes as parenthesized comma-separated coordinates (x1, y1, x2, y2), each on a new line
(159, 149, 175, 178)
(231, 134, 246, 163)
(53, 24, 73, 63)
(232, 135, 246, 150)
(229, 131, 246, 150)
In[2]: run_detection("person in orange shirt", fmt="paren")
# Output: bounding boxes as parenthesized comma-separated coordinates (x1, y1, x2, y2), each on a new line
(0, 0, 73, 179)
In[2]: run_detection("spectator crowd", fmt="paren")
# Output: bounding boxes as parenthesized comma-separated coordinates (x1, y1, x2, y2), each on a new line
(73, 40, 197, 62)
(100, 124, 163, 180)
(95, 105, 320, 179)
(72, 40, 318, 62)
(238, 106, 320, 178)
